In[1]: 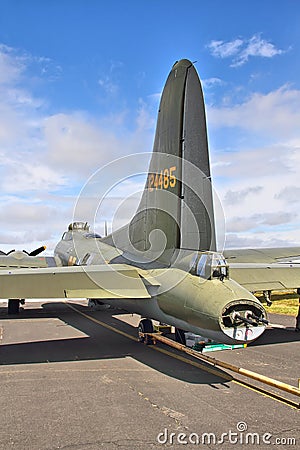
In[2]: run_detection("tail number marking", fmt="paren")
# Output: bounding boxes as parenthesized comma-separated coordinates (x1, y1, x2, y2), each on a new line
(148, 166, 177, 192)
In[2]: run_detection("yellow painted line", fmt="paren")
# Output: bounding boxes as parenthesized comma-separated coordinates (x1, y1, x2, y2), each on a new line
(150, 345, 232, 381)
(66, 302, 137, 341)
(232, 379, 299, 410)
(0, 368, 151, 374)
(148, 348, 299, 409)
(67, 302, 299, 410)
(67, 303, 231, 381)
(154, 349, 299, 409)
(67, 302, 230, 381)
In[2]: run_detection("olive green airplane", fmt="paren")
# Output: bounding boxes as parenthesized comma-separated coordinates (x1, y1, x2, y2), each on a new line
(1, 59, 300, 345)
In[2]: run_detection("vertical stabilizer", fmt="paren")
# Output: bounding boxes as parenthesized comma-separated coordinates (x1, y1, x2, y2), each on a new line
(180, 61, 216, 251)
(108, 60, 216, 263)
(129, 60, 190, 258)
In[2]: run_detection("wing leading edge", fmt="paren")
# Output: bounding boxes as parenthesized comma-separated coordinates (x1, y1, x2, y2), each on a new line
(229, 262, 300, 292)
(224, 247, 300, 264)
(0, 264, 159, 299)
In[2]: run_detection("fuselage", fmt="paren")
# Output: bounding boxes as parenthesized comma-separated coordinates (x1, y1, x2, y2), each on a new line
(54, 223, 267, 344)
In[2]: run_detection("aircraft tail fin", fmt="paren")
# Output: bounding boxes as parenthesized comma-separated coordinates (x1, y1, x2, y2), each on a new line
(106, 59, 216, 263)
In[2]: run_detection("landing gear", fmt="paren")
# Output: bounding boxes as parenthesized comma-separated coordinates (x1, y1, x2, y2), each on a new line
(88, 299, 110, 311)
(8, 299, 21, 315)
(263, 290, 272, 306)
(174, 328, 186, 345)
(138, 318, 154, 344)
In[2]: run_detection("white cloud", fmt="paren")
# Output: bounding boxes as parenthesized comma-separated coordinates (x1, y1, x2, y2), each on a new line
(0, 195, 75, 253)
(207, 34, 285, 66)
(208, 85, 300, 138)
(44, 112, 122, 175)
(211, 139, 300, 248)
(98, 60, 124, 95)
(0, 44, 25, 84)
(202, 77, 225, 89)
(43, 110, 154, 180)
(209, 81, 300, 248)
(0, 44, 156, 251)
(0, 47, 98, 247)
(135, 98, 156, 132)
(0, 42, 298, 253)
(98, 77, 119, 95)
(276, 186, 300, 204)
(227, 212, 294, 233)
(224, 186, 263, 205)
(0, 45, 46, 148)
(236, 34, 284, 66)
(225, 231, 300, 249)
(208, 39, 244, 59)
(0, 157, 67, 194)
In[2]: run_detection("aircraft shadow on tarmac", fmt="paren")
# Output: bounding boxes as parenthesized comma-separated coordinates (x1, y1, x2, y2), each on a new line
(0, 302, 232, 387)
(0, 302, 298, 385)
(250, 327, 300, 346)
(250, 312, 300, 346)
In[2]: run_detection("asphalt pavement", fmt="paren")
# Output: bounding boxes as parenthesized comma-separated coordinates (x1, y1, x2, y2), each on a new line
(0, 300, 299, 449)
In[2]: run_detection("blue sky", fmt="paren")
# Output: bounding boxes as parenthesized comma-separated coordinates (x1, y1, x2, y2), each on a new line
(0, 0, 300, 252)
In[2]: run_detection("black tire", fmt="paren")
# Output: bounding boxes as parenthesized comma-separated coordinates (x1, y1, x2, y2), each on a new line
(88, 299, 98, 310)
(88, 299, 110, 311)
(8, 299, 20, 315)
(175, 328, 186, 345)
(138, 318, 154, 344)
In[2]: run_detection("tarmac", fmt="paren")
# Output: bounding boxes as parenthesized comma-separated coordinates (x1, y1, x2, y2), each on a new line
(0, 300, 299, 449)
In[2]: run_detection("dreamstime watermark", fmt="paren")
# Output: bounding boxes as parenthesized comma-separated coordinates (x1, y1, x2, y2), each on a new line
(157, 421, 297, 446)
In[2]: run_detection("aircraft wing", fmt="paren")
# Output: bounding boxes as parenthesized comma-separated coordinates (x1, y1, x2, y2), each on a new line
(224, 247, 300, 263)
(229, 262, 300, 292)
(0, 255, 59, 269)
(0, 264, 159, 299)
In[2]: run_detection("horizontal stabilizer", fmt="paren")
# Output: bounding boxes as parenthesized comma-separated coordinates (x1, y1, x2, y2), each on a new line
(0, 264, 155, 299)
(230, 262, 300, 292)
(224, 247, 300, 263)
